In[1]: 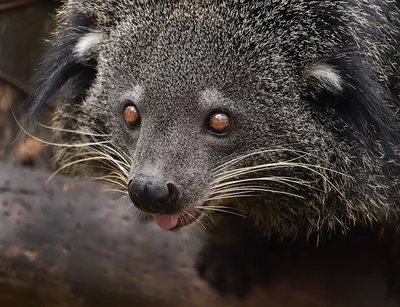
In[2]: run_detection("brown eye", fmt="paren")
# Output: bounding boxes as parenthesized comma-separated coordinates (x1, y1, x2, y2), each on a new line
(208, 112, 231, 134)
(124, 104, 140, 127)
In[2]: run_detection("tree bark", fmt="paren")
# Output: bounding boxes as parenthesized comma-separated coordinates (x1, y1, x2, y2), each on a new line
(0, 161, 398, 307)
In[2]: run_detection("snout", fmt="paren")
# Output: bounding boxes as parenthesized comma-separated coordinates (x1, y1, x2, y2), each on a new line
(128, 174, 180, 214)
(128, 168, 202, 231)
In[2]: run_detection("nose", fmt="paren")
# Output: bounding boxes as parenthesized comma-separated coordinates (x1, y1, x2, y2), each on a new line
(128, 176, 180, 213)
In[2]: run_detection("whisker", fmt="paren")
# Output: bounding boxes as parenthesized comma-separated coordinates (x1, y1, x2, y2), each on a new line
(91, 147, 131, 168)
(184, 210, 207, 230)
(108, 171, 129, 181)
(212, 148, 321, 173)
(13, 112, 112, 148)
(46, 156, 123, 184)
(213, 161, 351, 181)
(211, 178, 311, 191)
(98, 178, 127, 188)
(104, 188, 128, 195)
(115, 195, 129, 206)
(61, 147, 129, 180)
(35, 121, 112, 137)
(187, 226, 202, 247)
(15, 112, 131, 180)
(195, 206, 247, 218)
(125, 203, 135, 211)
(289, 164, 346, 197)
(212, 162, 345, 198)
(201, 205, 246, 213)
(98, 209, 112, 218)
(95, 144, 131, 168)
(94, 177, 127, 189)
(209, 186, 305, 199)
(204, 193, 259, 201)
(211, 177, 306, 190)
(55, 113, 110, 135)
(89, 147, 131, 178)
(179, 212, 192, 230)
(55, 152, 128, 183)
(213, 164, 299, 182)
(196, 208, 216, 227)
(95, 174, 128, 184)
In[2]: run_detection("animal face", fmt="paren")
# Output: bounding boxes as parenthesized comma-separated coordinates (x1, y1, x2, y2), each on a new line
(28, 1, 400, 235)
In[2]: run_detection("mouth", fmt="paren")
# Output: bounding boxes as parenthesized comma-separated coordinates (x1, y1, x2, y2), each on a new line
(153, 209, 201, 231)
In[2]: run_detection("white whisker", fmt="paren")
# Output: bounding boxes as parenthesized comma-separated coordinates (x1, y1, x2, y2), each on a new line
(35, 121, 112, 137)
(125, 203, 135, 211)
(104, 188, 128, 195)
(211, 178, 311, 191)
(184, 210, 207, 230)
(196, 209, 216, 227)
(98, 209, 112, 218)
(212, 148, 320, 173)
(205, 193, 259, 201)
(195, 206, 247, 218)
(13, 112, 112, 148)
(209, 186, 305, 199)
(94, 177, 127, 189)
(46, 156, 124, 184)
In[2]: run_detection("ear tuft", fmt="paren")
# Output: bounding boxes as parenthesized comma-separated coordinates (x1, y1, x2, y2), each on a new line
(304, 63, 343, 95)
(24, 12, 100, 129)
(303, 55, 400, 144)
(73, 31, 103, 64)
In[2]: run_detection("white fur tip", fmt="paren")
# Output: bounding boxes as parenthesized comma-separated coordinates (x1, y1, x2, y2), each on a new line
(73, 32, 103, 60)
(306, 63, 343, 94)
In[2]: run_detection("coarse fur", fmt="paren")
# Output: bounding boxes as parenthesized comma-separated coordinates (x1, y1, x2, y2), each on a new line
(26, 0, 400, 299)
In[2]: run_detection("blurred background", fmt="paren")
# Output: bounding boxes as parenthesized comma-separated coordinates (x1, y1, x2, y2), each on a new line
(0, 0, 59, 170)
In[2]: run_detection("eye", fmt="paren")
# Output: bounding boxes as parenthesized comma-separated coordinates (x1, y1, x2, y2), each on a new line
(123, 103, 140, 127)
(207, 111, 231, 135)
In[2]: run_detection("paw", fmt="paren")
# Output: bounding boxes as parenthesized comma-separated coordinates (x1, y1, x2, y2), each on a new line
(195, 242, 270, 298)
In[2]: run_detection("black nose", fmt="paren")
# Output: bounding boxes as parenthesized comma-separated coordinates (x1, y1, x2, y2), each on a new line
(128, 177, 180, 213)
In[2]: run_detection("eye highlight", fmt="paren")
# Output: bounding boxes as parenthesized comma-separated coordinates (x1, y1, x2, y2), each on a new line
(208, 111, 231, 135)
(123, 104, 140, 127)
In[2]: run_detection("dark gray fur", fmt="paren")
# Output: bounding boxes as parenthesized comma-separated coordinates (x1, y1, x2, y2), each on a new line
(27, 0, 400, 299)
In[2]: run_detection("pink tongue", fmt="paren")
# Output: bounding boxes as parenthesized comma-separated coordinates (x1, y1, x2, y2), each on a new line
(154, 214, 179, 231)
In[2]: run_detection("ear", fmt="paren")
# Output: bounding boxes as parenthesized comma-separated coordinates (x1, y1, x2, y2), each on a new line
(25, 11, 102, 128)
(303, 55, 400, 144)
(303, 63, 344, 97)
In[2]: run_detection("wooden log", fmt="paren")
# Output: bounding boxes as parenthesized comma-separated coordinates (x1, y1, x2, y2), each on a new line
(0, 161, 399, 307)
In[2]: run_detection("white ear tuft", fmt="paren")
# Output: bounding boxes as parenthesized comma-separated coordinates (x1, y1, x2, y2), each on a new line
(305, 63, 343, 94)
(73, 32, 103, 62)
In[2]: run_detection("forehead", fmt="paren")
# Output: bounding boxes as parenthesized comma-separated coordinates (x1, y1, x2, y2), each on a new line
(121, 84, 234, 116)
(96, 1, 302, 112)
(101, 3, 258, 90)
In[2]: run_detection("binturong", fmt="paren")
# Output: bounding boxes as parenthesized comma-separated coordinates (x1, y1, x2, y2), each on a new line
(26, 0, 400, 299)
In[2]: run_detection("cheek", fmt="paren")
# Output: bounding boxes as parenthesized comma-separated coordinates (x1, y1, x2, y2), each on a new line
(238, 103, 316, 146)
(176, 159, 214, 203)
(215, 112, 268, 152)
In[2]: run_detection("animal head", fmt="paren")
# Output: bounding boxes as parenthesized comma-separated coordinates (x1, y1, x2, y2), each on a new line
(27, 1, 400, 235)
